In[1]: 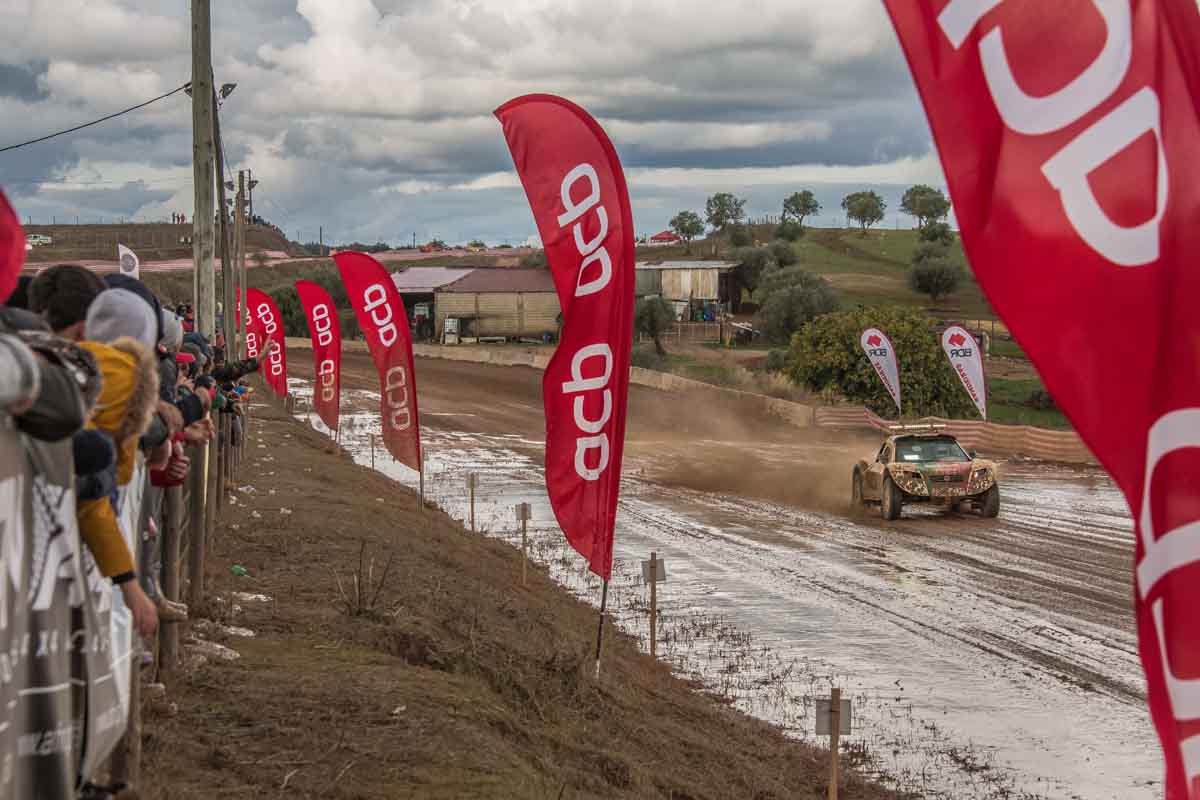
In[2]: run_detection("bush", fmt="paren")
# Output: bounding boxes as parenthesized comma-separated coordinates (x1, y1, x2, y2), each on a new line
(768, 240, 799, 267)
(521, 251, 548, 268)
(775, 221, 804, 242)
(268, 286, 309, 338)
(787, 305, 978, 419)
(909, 260, 963, 302)
(919, 221, 955, 246)
(753, 267, 839, 344)
(728, 224, 751, 248)
(763, 349, 791, 374)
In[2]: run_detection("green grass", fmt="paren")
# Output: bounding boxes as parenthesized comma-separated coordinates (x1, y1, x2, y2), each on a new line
(987, 376, 1070, 429)
(989, 338, 1027, 360)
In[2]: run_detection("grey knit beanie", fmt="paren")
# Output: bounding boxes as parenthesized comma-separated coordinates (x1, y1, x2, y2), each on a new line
(161, 309, 183, 351)
(85, 288, 158, 350)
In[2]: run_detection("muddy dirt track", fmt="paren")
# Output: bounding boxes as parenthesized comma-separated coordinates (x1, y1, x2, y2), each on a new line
(290, 351, 1158, 800)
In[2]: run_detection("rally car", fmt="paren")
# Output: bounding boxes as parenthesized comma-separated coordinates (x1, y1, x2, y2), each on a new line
(851, 426, 999, 520)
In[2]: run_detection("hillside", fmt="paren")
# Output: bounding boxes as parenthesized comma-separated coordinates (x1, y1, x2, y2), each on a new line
(23, 222, 295, 263)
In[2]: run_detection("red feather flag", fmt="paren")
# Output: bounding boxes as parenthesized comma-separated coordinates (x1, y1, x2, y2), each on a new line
(883, 2, 1200, 795)
(0, 191, 23, 304)
(245, 287, 289, 397)
(295, 280, 341, 432)
(333, 252, 421, 471)
(495, 94, 635, 580)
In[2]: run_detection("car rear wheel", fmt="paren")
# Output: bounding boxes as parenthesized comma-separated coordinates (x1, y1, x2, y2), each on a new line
(881, 474, 902, 521)
(980, 484, 1000, 518)
(851, 471, 864, 513)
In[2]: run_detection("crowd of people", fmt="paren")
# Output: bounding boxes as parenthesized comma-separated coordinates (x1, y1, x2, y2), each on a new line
(1, 263, 277, 794)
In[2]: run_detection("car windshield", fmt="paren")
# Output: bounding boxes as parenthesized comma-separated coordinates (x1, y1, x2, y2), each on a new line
(894, 436, 970, 464)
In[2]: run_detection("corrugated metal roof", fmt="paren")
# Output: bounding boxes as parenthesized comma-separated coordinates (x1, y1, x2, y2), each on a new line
(438, 268, 558, 293)
(635, 260, 737, 271)
(390, 267, 476, 293)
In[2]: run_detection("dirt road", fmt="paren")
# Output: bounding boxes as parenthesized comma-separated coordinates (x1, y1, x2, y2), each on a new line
(289, 352, 1156, 799)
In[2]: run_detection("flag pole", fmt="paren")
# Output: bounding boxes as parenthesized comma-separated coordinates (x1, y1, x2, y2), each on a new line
(594, 579, 609, 679)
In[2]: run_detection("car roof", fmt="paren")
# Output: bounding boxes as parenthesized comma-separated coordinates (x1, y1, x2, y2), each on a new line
(886, 432, 963, 445)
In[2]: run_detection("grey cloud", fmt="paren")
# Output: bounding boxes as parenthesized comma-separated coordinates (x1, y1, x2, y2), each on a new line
(0, 63, 49, 101)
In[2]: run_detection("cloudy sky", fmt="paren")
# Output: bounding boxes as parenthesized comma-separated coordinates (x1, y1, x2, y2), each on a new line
(0, 0, 947, 245)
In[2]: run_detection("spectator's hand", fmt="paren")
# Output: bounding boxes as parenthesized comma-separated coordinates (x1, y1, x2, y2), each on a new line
(148, 438, 172, 470)
(182, 418, 214, 444)
(157, 401, 184, 436)
(167, 444, 190, 482)
(121, 581, 159, 637)
(196, 386, 213, 413)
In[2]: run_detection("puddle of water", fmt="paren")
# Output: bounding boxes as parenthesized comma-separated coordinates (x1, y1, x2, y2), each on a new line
(282, 380, 1159, 800)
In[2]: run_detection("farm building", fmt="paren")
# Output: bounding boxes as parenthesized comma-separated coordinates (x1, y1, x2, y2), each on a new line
(647, 230, 681, 246)
(434, 269, 560, 342)
(390, 267, 475, 340)
(636, 260, 739, 316)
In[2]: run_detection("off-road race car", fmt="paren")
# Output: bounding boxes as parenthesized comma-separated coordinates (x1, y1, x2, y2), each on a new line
(851, 426, 999, 520)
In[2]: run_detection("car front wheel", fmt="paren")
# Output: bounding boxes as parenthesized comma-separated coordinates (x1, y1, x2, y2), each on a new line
(881, 474, 902, 521)
(851, 471, 864, 513)
(980, 484, 1000, 518)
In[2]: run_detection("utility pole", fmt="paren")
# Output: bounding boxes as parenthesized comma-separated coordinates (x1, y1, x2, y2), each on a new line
(319, 225, 323, 255)
(236, 171, 247, 358)
(247, 168, 255, 222)
(213, 86, 234, 353)
(191, 0, 215, 339)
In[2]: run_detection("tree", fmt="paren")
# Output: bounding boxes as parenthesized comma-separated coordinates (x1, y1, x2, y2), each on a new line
(467, 239, 487, 249)
(669, 210, 705, 253)
(919, 221, 955, 246)
(782, 190, 820, 230)
(728, 224, 751, 248)
(787, 305, 977, 418)
(909, 259, 963, 302)
(752, 266, 839, 344)
(768, 240, 798, 267)
(775, 221, 804, 241)
(731, 246, 773, 294)
(901, 184, 951, 229)
(635, 297, 675, 356)
(841, 191, 886, 234)
(705, 192, 746, 231)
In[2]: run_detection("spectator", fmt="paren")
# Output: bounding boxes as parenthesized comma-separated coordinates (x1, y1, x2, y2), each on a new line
(27, 264, 107, 340)
(77, 288, 161, 638)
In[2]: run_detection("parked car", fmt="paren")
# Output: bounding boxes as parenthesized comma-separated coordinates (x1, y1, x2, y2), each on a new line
(26, 234, 52, 247)
(851, 426, 1000, 520)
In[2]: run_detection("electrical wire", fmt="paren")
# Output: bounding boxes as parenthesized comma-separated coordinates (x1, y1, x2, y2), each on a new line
(0, 83, 191, 154)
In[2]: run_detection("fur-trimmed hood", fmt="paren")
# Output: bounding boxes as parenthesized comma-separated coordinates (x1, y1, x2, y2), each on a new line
(78, 336, 160, 484)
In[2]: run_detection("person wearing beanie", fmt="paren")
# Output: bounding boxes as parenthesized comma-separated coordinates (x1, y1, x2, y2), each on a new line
(104, 273, 163, 345)
(76, 288, 161, 638)
(28, 264, 107, 340)
(84, 288, 158, 352)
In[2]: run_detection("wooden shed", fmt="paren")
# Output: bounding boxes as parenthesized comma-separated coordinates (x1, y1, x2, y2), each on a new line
(435, 269, 560, 340)
(635, 261, 737, 302)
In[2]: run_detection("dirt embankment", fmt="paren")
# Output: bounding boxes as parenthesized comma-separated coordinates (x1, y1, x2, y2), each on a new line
(141, 398, 897, 800)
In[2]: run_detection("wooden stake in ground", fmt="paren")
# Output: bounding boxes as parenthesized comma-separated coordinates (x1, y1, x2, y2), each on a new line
(515, 503, 531, 586)
(829, 687, 841, 800)
(159, 485, 184, 676)
(187, 443, 207, 608)
(370, 434, 376, 470)
(649, 552, 658, 659)
(467, 472, 477, 533)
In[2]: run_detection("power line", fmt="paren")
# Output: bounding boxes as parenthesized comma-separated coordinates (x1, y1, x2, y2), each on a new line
(0, 82, 191, 155)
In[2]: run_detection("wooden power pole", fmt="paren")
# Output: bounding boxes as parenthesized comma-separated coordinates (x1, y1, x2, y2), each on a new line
(213, 86, 234, 354)
(191, 0, 216, 339)
(236, 171, 247, 358)
(188, 0, 213, 611)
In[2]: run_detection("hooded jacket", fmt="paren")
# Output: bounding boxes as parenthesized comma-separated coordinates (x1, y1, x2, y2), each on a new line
(75, 336, 159, 579)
